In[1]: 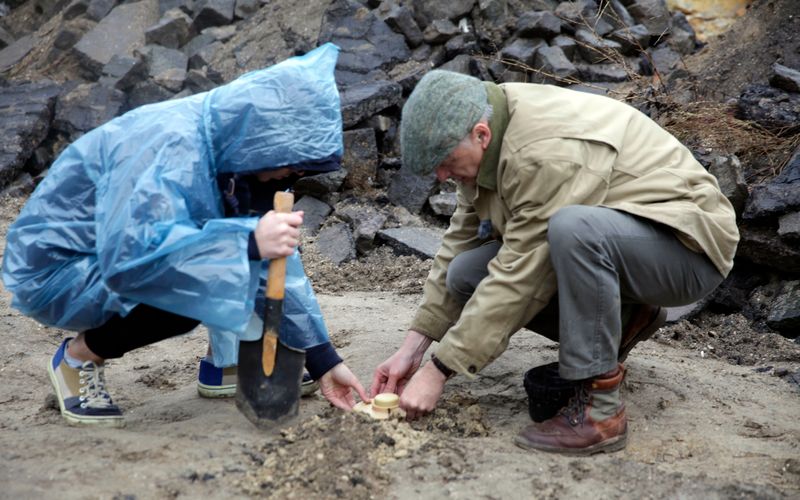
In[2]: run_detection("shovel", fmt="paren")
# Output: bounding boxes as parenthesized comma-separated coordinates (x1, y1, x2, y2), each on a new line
(236, 191, 306, 429)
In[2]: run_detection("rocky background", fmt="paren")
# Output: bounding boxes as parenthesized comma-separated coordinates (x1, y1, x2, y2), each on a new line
(0, 0, 798, 345)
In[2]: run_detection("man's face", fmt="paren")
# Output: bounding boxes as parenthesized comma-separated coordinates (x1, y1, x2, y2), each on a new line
(433, 122, 490, 186)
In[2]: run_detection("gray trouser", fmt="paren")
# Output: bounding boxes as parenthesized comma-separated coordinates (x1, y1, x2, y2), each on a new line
(445, 206, 724, 380)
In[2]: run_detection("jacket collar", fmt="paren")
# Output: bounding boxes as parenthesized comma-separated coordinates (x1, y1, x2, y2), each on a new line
(476, 82, 509, 191)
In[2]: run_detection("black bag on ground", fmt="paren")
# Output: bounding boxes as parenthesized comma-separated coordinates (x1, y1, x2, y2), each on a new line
(523, 361, 581, 422)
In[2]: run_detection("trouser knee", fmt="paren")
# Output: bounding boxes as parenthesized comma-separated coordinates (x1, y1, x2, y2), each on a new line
(547, 205, 604, 255)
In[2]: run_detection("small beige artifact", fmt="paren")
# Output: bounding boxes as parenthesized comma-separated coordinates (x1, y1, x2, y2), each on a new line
(353, 393, 405, 419)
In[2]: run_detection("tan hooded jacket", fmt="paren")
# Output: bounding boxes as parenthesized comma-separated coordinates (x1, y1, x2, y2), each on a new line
(410, 82, 739, 378)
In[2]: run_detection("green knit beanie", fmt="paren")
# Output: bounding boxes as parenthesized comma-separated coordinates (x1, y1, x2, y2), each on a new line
(400, 70, 488, 176)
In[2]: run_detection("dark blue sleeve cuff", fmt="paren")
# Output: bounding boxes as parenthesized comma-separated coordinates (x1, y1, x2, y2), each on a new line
(305, 342, 342, 380)
(247, 232, 260, 260)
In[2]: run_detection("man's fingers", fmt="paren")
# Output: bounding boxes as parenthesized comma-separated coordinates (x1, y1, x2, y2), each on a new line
(382, 376, 398, 395)
(370, 372, 386, 397)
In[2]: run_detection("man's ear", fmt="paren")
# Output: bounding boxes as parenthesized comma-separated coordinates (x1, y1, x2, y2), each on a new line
(473, 122, 492, 150)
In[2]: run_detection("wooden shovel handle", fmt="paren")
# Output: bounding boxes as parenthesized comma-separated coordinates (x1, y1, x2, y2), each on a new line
(266, 191, 294, 300)
(262, 190, 294, 376)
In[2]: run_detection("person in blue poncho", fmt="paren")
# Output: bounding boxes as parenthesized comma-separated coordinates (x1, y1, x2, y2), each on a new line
(2, 43, 368, 427)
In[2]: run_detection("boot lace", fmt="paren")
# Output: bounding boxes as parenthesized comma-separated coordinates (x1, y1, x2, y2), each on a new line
(559, 385, 590, 426)
(78, 361, 115, 409)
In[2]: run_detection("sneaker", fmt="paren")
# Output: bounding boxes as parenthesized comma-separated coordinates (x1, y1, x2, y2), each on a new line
(197, 358, 238, 398)
(47, 338, 124, 427)
(197, 358, 319, 398)
(618, 305, 666, 362)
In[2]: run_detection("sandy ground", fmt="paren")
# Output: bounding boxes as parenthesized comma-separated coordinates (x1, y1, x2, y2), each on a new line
(1, 280, 799, 499)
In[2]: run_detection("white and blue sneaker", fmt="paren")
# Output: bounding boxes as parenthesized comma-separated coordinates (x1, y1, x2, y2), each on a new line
(47, 338, 124, 427)
(197, 358, 320, 398)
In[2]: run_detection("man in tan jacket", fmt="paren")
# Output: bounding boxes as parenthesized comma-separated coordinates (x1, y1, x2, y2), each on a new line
(371, 70, 739, 455)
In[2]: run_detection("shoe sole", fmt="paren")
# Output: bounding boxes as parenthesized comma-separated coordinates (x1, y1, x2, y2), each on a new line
(47, 360, 125, 428)
(513, 432, 628, 456)
(197, 381, 320, 399)
(618, 307, 667, 362)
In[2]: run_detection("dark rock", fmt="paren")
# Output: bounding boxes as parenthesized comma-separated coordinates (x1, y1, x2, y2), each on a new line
(444, 33, 479, 59)
(31, 0, 70, 18)
(668, 11, 696, 55)
(608, 24, 650, 55)
(0, 80, 61, 189)
(158, 0, 193, 17)
(141, 44, 188, 92)
(743, 147, 800, 219)
(604, 0, 637, 31)
(192, 0, 234, 32)
(377, 226, 444, 259)
(127, 79, 175, 109)
(73, 0, 160, 79)
(534, 45, 578, 84)
(410, 0, 476, 27)
(379, 2, 423, 48)
(438, 54, 490, 80)
(767, 280, 800, 337)
(645, 45, 688, 81)
(737, 223, 800, 273)
(551, 35, 577, 60)
(294, 169, 348, 199)
(335, 201, 387, 253)
(0, 26, 13, 50)
(704, 154, 747, 217)
(737, 84, 800, 135)
(53, 26, 83, 51)
(422, 18, 459, 45)
(778, 211, 800, 241)
(339, 80, 403, 128)
(342, 128, 378, 191)
(575, 28, 622, 64)
(0, 171, 36, 197)
(428, 192, 456, 217)
(53, 82, 126, 137)
(387, 167, 436, 214)
(145, 8, 193, 49)
(516, 11, 562, 39)
(86, 0, 118, 21)
(319, 0, 410, 76)
(388, 58, 433, 95)
(707, 266, 769, 313)
(234, 0, 258, 19)
(576, 62, 629, 82)
(100, 54, 147, 91)
(316, 222, 356, 265)
(500, 37, 546, 66)
(624, 0, 670, 36)
(769, 63, 800, 93)
(187, 39, 221, 70)
(184, 68, 216, 93)
(293, 195, 331, 235)
(554, 0, 597, 27)
(0, 34, 37, 73)
(63, 0, 89, 20)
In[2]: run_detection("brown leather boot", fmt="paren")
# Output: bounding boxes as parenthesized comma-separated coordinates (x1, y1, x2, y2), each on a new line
(515, 364, 627, 456)
(618, 305, 666, 362)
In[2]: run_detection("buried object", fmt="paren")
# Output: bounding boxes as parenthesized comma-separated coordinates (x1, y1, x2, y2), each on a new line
(523, 362, 581, 422)
(236, 191, 306, 429)
(353, 393, 406, 420)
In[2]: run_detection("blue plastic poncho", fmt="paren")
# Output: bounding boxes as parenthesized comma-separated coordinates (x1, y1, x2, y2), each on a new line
(2, 43, 343, 365)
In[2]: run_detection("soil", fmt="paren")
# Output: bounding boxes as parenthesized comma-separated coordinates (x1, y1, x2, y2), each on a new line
(2, 1, 800, 498)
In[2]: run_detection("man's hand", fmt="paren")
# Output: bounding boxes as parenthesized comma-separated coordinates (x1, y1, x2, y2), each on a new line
(371, 330, 432, 396)
(399, 361, 447, 420)
(319, 362, 370, 411)
(254, 210, 304, 259)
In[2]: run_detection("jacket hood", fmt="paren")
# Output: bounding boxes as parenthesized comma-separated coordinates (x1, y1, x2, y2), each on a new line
(203, 43, 344, 175)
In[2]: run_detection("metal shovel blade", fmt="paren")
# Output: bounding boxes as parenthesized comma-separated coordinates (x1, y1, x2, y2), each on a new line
(236, 337, 306, 429)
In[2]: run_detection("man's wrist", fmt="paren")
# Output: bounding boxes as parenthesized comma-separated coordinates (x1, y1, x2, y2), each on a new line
(430, 354, 455, 379)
